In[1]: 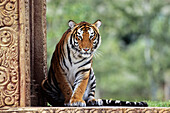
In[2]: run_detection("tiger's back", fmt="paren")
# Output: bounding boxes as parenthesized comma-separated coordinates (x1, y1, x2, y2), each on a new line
(41, 29, 72, 106)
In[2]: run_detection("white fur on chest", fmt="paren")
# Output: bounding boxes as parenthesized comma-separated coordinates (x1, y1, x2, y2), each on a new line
(65, 51, 92, 86)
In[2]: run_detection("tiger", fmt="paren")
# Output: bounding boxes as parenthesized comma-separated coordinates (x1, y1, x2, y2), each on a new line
(41, 20, 148, 107)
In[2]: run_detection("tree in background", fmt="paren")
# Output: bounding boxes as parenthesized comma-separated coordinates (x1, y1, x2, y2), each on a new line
(46, 0, 170, 101)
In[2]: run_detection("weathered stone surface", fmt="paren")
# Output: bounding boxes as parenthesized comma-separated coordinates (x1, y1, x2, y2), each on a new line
(0, 107, 170, 113)
(30, 0, 47, 106)
(0, 0, 24, 107)
(0, 0, 46, 107)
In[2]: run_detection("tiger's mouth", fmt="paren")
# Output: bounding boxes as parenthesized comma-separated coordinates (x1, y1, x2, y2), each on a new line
(79, 51, 92, 58)
(72, 46, 93, 58)
(81, 53, 91, 58)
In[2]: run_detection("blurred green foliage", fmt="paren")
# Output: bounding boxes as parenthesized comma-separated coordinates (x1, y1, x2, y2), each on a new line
(147, 100, 170, 107)
(46, 0, 170, 101)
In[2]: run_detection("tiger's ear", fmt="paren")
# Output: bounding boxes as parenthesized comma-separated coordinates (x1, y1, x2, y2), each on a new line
(68, 20, 76, 29)
(93, 20, 102, 28)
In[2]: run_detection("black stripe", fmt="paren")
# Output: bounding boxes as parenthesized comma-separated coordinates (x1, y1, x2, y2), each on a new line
(54, 50, 65, 72)
(89, 69, 92, 75)
(70, 34, 73, 45)
(74, 80, 81, 88)
(79, 24, 86, 29)
(55, 46, 60, 62)
(69, 33, 77, 51)
(78, 59, 91, 68)
(60, 42, 65, 57)
(59, 62, 65, 72)
(74, 58, 87, 64)
(88, 93, 94, 97)
(53, 47, 65, 72)
(90, 74, 95, 80)
(51, 68, 61, 92)
(74, 77, 82, 85)
(47, 70, 52, 83)
(90, 89, 95, 93)
(75, 68, 90, 78)
(91, 85, 96, 90)
(60, 49, 69, 71)
(67, 44, 72, 66)
(43, 80, 51, 91)
(62, 55, 69, 70)
(90, 80, 96, 87)
(94, 35, 100, 49)
(101, 100, 148, 107)
(69, 27, 78, 46)
(45, 68, 60, 92)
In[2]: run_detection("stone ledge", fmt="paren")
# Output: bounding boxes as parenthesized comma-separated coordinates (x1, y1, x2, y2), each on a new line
(0, 107, 169, 113)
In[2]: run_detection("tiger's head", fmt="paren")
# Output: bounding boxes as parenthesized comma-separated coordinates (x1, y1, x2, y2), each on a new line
(68, 20, 102, 58)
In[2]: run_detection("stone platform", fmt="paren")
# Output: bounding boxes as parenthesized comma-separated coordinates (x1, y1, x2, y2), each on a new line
(1, 107, 170, 113)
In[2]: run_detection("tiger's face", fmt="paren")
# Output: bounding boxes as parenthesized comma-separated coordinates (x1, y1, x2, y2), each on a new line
(68, 20, 102, 58)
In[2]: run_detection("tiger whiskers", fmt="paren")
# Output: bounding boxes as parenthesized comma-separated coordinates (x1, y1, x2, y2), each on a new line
(94, 50, 103, 58)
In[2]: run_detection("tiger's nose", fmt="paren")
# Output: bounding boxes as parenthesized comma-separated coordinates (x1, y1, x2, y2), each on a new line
(83, 48, 89, 52)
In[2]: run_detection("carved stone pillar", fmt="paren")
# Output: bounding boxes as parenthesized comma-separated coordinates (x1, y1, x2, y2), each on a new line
(0, 0, 46, 107)
(30, 0, 47, 106)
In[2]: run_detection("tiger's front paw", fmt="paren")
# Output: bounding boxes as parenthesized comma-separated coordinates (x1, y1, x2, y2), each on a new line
(64, 99, 71, 107)
(70, 99, 86, 107)
(64, 102, 70, 107)
(87, 99, 103, 106)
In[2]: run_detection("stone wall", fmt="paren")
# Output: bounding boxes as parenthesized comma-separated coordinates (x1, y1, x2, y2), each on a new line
(1, 107, 170, 112)
(0, 0, 46, 107)
(30, 0, 47, 107)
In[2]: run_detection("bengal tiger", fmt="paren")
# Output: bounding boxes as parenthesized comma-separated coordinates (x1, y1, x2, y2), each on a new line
(41, 20, 148, 107)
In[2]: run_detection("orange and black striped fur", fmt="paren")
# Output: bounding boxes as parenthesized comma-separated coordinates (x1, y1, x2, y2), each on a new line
(41, 20, 148, 107)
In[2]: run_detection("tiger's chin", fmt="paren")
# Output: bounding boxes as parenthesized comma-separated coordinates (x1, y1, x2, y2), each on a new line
(80, 53, 91, 58)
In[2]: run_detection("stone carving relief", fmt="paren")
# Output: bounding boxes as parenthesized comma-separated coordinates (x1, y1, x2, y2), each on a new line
(1, 107, 170, 112)
(0, 0, 19, 107)
(24, 0, 31, 106)
(0, 0, 46, 107)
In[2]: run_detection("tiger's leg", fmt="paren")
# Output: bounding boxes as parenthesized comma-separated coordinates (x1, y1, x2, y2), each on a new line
(85, 68, 103, 106)
(41, 78, 65, 106)
(70, 70, 90, 107)
(41, 69, 65, 106)
(56, 74, 73, 106)
(50, 64, 73, 106)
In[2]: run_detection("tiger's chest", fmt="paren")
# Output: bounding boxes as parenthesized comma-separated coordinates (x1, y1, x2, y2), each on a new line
(64, 54, 92, 87)
(66, 62, 80, 86)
